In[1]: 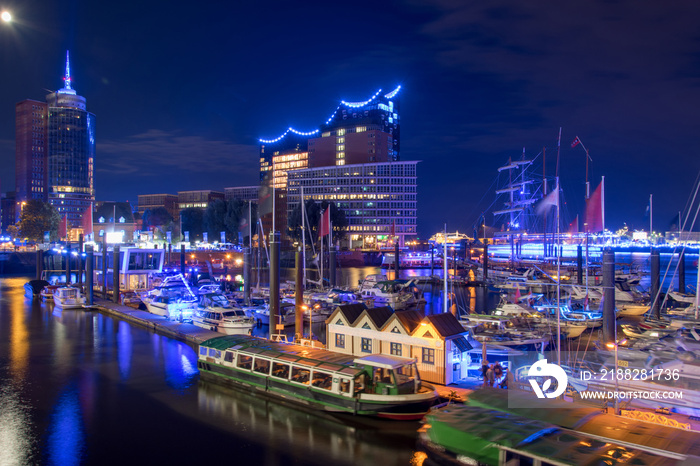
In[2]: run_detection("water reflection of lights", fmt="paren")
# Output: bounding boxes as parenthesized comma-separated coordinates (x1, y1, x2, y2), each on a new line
(46, 383, 85, 465)
(0, 384, 35, 465)
(118, 321, 133, 380)
(10, 278, 29, 380)
(161, 338, 199, 391)
(196, 381, 416, 465)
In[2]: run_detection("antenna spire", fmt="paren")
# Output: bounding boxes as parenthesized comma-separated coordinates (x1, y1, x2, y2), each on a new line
(64, 50, 72, 90)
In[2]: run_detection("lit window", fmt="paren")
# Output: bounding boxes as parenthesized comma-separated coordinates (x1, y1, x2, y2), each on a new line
(361, 338, 372, 353)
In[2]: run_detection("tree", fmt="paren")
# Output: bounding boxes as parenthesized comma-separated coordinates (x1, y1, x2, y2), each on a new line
(18, 200, 61, 242)
(142, 207, 173, 230)
(142, 206, 174, 240)
(180, 208, 205, 242)
(288, 200, 347, 244)
(204, 199, 228, 242)
(224, 199, 256, 245)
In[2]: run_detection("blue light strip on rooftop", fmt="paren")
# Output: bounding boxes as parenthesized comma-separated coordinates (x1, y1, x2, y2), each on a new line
(259, 127, 320, 144)
(384, 85, 401, 99)
(341, 89, 382, 108)
(261, 86, 402, 142)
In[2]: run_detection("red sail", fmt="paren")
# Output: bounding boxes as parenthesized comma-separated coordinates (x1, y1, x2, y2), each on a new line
(585, 181, 604, 232)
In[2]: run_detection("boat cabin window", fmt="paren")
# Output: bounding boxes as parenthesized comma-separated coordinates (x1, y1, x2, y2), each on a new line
(224, 351, 234, 363)
(311, 371, 333, 390)
(208, 348, 221, 358)
(395, 363, 418, 385)
(254, 358, 271, 375)
(339, 378, 351, 394)
(199, 347, 207, 356)
(271, 362, 289, 379)
(237, 354, 253, 370)
(354, 373, 367, 393)
(373, 367, 394, 384)
(291, 367, 310, 384)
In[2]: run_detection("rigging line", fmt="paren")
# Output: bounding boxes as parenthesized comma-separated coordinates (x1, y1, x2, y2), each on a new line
(655, 176, 700, 310)
(680, 170, 700, 225)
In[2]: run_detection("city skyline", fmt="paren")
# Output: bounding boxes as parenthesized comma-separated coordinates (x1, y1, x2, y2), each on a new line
(1, 1, 699, 237)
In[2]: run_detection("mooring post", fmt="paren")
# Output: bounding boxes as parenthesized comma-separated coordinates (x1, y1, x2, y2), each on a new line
(244, 247, 251, 306)
(86, 245, 94, 305)
(602, 249, 616, 345)
(295, 245, 303, 340)
(269, 232, 280, 339)
(102, 235, 107, 299)
(678, 249, 686, 294)
(650, 249, 661, 319)
(577, 245, 583, 286)
(113, 245, 120, 303)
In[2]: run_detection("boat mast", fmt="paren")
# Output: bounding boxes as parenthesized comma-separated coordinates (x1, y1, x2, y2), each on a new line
(555, 176, 561, 367)
(301, 185, 306, 289)
(443, 223, 448, 314)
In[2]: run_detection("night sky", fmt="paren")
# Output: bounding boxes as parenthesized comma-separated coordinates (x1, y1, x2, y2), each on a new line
(1, 1, 699, 238)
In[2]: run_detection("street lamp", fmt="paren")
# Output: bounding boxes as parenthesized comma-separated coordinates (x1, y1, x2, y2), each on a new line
(1, 11, 11, 23)
(606, 341, 620, 415)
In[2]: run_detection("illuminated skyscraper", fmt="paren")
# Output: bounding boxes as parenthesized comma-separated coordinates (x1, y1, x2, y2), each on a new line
(15, 100, 49, 213)
(16, 52, 95, 229)
(45, 51, 96, 229)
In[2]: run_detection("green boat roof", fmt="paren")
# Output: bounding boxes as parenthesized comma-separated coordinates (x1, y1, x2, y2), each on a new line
(200, 335, 358, 369)
(467, 389, 700, 457)
(425, 405, 681, 465)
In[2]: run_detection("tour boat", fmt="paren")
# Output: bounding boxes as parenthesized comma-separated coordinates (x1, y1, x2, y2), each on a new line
(197, 335, 439, 419)
(381, 251, 442, 268)
(418, 404, 691, 466)
(418, 390, 700, 465)
(53, 286, 87, 309)
(192, 293, 255, 334)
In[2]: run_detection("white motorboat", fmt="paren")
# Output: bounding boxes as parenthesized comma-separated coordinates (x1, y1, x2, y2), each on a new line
(533, 303, 602, 329)
(358, 278, 420, 310)
(53, 287, 87, 309)
(40, 285, 60, 301)
(616, 303, 650, 317)
(141, 274, 198, 321)
(192, 293, 255, 334)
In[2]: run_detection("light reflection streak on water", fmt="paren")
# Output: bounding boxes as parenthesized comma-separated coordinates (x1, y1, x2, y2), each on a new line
(1, 278, 35, 464)
(195, 382, 414, 465)
(117, 321, 132, 380)
(161, 338, 198, 391)
(9, 289, 29, 380)
(45, 383, 85, 465)
(0, 382, 34, 465)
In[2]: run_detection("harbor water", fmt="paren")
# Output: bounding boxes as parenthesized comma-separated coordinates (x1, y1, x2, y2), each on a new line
(0, 276, 420, 465)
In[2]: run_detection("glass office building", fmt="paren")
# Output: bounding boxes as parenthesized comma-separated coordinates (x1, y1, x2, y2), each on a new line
(287, 160, 418, 248)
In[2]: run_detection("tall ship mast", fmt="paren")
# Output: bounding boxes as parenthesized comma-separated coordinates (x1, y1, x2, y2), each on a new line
(491, 154, 542, 261)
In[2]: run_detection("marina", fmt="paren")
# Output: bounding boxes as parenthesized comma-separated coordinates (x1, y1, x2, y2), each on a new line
(3, 236, 700, 465)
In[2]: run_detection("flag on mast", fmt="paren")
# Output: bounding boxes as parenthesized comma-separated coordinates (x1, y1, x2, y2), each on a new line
(59, 215, 68, 239)
(535, 186, 559, 216)
(585, 178, 605, 232)
(81, 206, 93, 236)
(571, 136, 581, 148)
(319, 207, 330, 237)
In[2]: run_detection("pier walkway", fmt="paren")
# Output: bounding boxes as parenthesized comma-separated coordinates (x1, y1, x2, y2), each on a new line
(91, 297, 218, 348)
